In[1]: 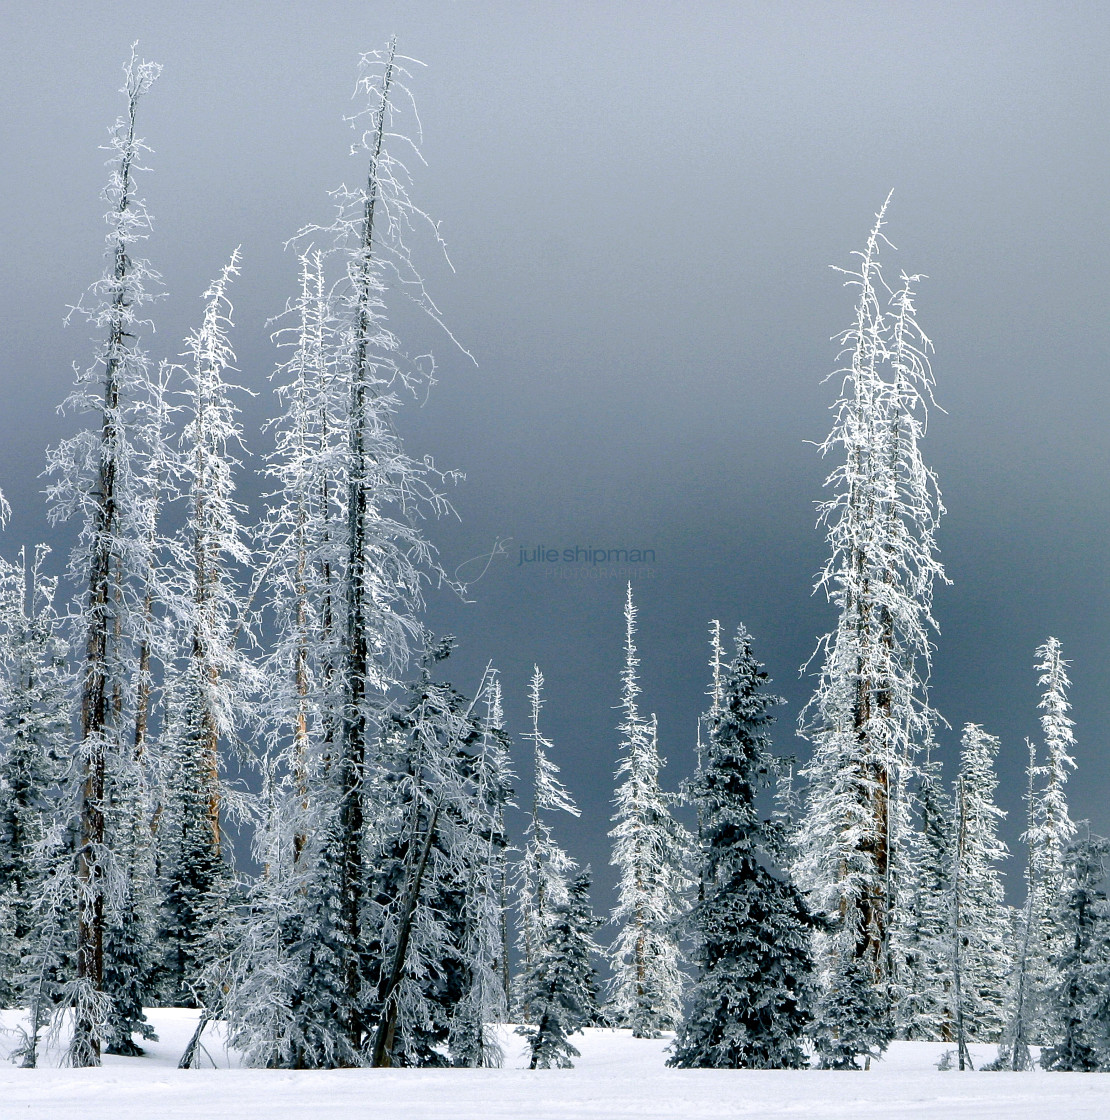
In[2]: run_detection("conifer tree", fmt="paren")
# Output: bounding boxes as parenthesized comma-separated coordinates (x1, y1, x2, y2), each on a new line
(514, 666, 580, 1019)
(608, 584, 690, 1037)
(795, 199, 945, 1042)
(366, 643, 506, 1068)
(995, 739, 1041, 1069)
(280, 41, 459, 1059)
(219, 249, 352, 1069)
(0, 548, 69, 1009)
(949, 724, 1011, 1046)
(1041, 833, 1110, 1072)
(670, 625, 817, 1070)
(517, 869, 604, 1070)
(892, 747, 952, 1042)
(1026, 638, 1078, 1030)
(44, 47, 164, 1064)
(449, 669, 515, 1067)
(156, 252, 255, 1006)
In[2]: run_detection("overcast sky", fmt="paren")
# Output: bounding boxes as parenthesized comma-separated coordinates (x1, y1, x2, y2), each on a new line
(3, 1, 1109, 901)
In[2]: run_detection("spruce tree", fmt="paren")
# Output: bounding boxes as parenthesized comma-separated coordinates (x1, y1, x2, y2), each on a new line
(896, 750, 953, 1042)
(949, 724, 1011, 1047)
(366, 642, 503, 1068)
(608, 583, 690, 1037)
(220, 247, 351, 1069)
(156, 252, 254, 1006)
(44, 47, 164, 1064)
(449, 669, 515, 1068)
(284, 42, 459, 1060)
(0, 548, 68, 1009)
(1026, 638, 1078, 1035)
(517, 869, 604, 1070)
(1041, 833, 1110, 1071)
(795, 199, 945, 1042)
(513, 666, 580, 1020)
(670, 625, 817, 1070)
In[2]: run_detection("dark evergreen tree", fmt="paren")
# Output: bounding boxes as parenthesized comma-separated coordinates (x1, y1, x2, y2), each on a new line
(517, 869, 604, 1070)
(670, 625, 818, 1071)
(813, 953, 890, 1069)
(153, 692, 236, 1006)
(1041, 833, 1110, 1072)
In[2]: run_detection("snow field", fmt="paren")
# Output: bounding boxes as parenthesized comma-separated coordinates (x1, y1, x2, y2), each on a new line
(1, 1012, 1108, 1120)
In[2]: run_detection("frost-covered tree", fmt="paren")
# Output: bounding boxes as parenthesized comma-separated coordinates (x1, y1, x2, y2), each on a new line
(949, 724, 1011, 1049)
(1033, 639, 1077, 874)
(1040, 832, 1110, 1072)
(365, 646, 513, 1068)
(0, 548, 68, 1008)
(607, 584, 690, 1037)
(896, 750, 953, 1041)
(279, 41, 460, 1059)
(1025, 637, 1078, 1032)
(517, 868, 603, 1070)
(448, 668, 515, 1068)
(155, 252, 255, 1006)
(514, 666, 580, 1020)
(217, 248, 350, 1068)
(994, 739, 1041, 1069)
(44, 47, 164, 1065)
(795, 197, 945, 1042)
(670, 625, 817, 1071)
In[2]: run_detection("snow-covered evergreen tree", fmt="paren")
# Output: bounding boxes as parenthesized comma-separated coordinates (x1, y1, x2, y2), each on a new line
(896, 749, 953, 1041)
(795, 198, 945, 1045)
(995, 739, 1041, 1069)
(607, 583, 690, 1037)
(449, 668, 515, 1067)
(218, 248, 351, 1068)
(44, 47, 164, 1064)
(364, 644, 512, 1068)
(670, 625, 817, 1071)
(1034, 639, 1077, 875)
(517, 868, 604, 1070)
(1025, 638, 1078, 1035)
(276, 41, 460, 1061)
(1040, 832, 1110, 1072)
(155, 252, 255, 1007)
(514, 666, 580, 1020)
(949, 724, 1011, 1046)
(0, 548, 68, 1008)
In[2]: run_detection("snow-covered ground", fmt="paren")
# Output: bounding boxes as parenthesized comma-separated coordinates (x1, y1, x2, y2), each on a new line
(1, 1010, 1108, 1119)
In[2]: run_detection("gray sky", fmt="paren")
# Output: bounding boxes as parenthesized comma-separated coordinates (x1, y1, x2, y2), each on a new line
(3, 1, 1109, 900)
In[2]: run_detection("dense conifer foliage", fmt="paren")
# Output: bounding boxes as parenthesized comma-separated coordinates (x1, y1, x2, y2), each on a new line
(670, 626, 817, 1070)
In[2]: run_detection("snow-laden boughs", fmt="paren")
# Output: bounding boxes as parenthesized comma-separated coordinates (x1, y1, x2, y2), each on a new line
(1024, 637, 1078, 1037)
(269, 42, 461, 1061)
(795, 197, 946, 1044)
(670, 625, 818, 1070)
(517, 869, 604, 1070)
(358, 645, 511, 1068)
(607, 584, 691, 1037)
(155, 252, 257, 1008)
(43, 47, 165, 1065)
(0, 549, 69, 1011)
(949, 724, 1011, 1050)
(513, 666, 580, 1021)
(215, 248, 351, 1068)
(448, 669, 515, 1067)
(895, 750, 952, 1041)
(1040, 832, 1110, 1071)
